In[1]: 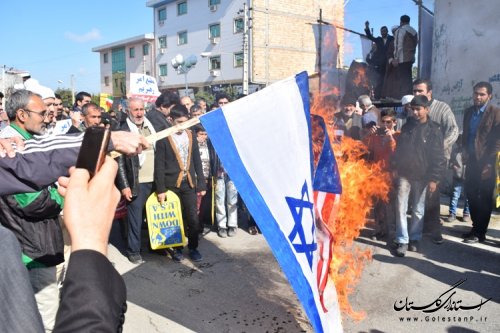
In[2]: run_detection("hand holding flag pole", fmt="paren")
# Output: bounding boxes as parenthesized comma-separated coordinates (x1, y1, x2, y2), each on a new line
(109, 117, 201, 159)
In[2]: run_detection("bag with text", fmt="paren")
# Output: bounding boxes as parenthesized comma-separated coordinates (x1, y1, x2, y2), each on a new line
(145, 191, 186, 249)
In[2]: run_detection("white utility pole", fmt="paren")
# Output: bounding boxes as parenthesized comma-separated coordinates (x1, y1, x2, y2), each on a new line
(70, 74, 75, 105)
(242, 2, 249, 95)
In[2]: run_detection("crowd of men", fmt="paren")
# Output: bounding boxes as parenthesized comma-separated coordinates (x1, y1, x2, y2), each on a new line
(0, 78, 261, 331)
(0, 13, 498, 331)
(333, 77, 499, 257)
(364, 14, 418, 100)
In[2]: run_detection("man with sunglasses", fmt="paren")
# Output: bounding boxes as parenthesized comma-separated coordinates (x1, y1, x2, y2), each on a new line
(0, 89, 64, 331)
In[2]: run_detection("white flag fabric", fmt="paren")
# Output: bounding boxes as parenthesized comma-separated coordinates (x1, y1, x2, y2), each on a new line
(200, 72, 343, 333)
(419, 7, 434, 79)
(360, 35, 373, 62)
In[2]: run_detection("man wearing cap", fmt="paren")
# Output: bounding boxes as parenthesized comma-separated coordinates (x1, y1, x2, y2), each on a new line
(396, 95, 414, 130)
(462, 82, 500, 243)
(392, 95, 446, 257)
(22, 78, 60, 135)
(412, 79, 459, 243)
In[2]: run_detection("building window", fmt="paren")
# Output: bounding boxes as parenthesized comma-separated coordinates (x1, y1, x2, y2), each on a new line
(209, 23, 221, 38)
(159, 64, 168, 76)
(158, 7, 166, 22)
(178, 31, 188, 45)
(209, 0, 220, 5)
(209, 55, 221, 70)
(158, 36, 167, 49)
(146, 71, 151, 76)
(104, 76, 110, 86)
(234, 18, 244, 33)
(177, 1, 187, 15)
(129, 47, 135, 58)
(143, 44, 149, 56)
(103, 53, 108, 63)
(234, 52, 243, 67)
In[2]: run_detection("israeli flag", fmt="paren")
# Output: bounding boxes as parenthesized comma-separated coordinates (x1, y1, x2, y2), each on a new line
(200, 72, 343, 332)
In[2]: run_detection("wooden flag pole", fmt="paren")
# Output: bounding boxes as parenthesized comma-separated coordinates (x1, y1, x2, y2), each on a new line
(109, 116, 201, 159)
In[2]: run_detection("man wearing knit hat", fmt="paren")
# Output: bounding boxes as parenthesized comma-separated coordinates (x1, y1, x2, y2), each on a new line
(396, 94, 414, 130)
(391, 95, 446, 257)
(24, 79, 57, 133)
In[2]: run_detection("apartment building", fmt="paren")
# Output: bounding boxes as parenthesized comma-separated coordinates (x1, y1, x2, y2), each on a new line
(146, 0, 249, 93)
(92, 34, 155, 96)
(92, 1, 343, 96)
(147, 0, 343, 93)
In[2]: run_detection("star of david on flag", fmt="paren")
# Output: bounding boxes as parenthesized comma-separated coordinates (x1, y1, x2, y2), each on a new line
(200, 71, 343, 332)
(286, 181, 317, 270)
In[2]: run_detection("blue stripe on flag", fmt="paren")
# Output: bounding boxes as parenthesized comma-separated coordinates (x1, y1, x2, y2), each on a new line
(296, 72, 316, 183)
(200, 72, 324, 332)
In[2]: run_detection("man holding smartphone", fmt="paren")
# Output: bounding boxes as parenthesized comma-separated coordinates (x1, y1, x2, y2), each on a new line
(67, 102, 102, 133)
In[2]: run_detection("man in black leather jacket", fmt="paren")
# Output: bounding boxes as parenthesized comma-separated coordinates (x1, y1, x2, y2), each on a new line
(116, 98, 156, 264)
(392, 95, 446, 257)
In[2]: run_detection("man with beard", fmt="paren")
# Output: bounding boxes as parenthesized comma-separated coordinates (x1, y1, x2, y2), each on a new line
(462, 82, 500, 243)
(116, 98, 157, 264)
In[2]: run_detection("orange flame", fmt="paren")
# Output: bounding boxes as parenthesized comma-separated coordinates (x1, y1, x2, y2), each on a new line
(311, 96, 391, 321)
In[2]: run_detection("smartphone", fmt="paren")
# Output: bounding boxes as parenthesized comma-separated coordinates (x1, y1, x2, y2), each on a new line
(376, 127, 387, 136)
(75, 127, 111, 178)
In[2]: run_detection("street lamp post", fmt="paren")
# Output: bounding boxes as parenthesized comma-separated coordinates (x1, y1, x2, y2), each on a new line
(171, 54, 197, 96)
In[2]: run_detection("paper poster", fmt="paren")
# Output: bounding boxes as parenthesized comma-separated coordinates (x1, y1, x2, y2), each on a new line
(129, 73, 161, 104)
(145, 191, 186, 249)
(52, 119, 72, 135)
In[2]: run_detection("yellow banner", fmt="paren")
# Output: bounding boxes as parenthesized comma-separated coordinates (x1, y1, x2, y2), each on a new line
(99, 93, 114, 110)
(145, 191, 186, 249)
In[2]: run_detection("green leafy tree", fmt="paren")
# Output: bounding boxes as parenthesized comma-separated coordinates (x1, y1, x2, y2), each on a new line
(194, 90, 214, 105)
(91, 94, 100, 106)
(54, 88, 74, 108)
(412, 66, 418, 80)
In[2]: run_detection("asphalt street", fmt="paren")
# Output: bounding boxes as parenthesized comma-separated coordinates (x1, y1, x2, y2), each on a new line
(108, 196, 500, 333)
